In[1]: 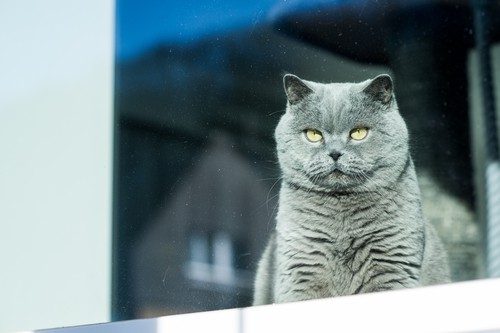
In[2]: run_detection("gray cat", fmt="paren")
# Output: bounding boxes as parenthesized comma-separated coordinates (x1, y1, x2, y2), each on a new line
(253, 74, 450, 305)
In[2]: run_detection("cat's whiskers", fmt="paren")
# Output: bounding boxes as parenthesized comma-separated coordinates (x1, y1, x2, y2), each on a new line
(354, 170, 385, 200)
(267, 198, 280, 229)
(264, 176, 283, 211)
(303, 175, 319, 195)
(255, 176, 283, 229)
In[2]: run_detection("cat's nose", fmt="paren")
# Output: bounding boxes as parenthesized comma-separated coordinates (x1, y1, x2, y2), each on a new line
(329, 151, 343, 161)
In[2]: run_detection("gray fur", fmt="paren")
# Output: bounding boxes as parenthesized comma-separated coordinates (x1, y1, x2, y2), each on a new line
(253, 74, 450, 305)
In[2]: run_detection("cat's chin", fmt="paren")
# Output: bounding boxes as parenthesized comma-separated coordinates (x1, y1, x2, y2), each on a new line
(311, 170, 359, 192)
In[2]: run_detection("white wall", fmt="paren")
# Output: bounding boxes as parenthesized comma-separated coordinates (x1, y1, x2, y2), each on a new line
(0, 1, 114, 332)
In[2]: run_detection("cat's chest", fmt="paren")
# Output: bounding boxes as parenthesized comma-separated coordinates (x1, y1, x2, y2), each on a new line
(282, 194, 385, 229)
(277, 193, 404, 257)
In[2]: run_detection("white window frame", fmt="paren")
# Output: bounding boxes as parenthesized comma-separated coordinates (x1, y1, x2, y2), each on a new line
(28, 278, 500, 333)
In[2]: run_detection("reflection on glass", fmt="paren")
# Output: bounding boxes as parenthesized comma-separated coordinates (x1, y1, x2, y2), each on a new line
(114, 0, 500, 321)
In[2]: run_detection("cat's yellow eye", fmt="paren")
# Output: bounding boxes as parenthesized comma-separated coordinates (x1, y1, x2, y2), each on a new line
(305, 129, 323, 143)
(350, 128, 368, 141)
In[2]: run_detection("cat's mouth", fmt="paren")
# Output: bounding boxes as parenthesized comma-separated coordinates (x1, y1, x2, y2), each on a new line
(313, 167, 354, 190)
(307, 166, 353, 188)
(331, 169, 346, 177)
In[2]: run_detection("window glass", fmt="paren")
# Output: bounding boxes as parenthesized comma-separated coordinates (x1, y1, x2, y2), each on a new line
(114, 0, 500, 320)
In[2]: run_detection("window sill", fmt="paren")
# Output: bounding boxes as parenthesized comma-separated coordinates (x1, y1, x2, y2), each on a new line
(27, 278, 500, 333)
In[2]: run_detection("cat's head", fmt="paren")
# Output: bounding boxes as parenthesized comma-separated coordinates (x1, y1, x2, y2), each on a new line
(275, 74, 410, 193)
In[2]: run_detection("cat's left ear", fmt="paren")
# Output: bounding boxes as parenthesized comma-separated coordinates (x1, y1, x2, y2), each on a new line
(363, 74, 393, 105)
(284, 74, 314, 105)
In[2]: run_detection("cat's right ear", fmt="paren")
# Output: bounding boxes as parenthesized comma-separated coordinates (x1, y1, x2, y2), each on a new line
(284, 74, 313, 105)
(362, 74, 393, 105)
